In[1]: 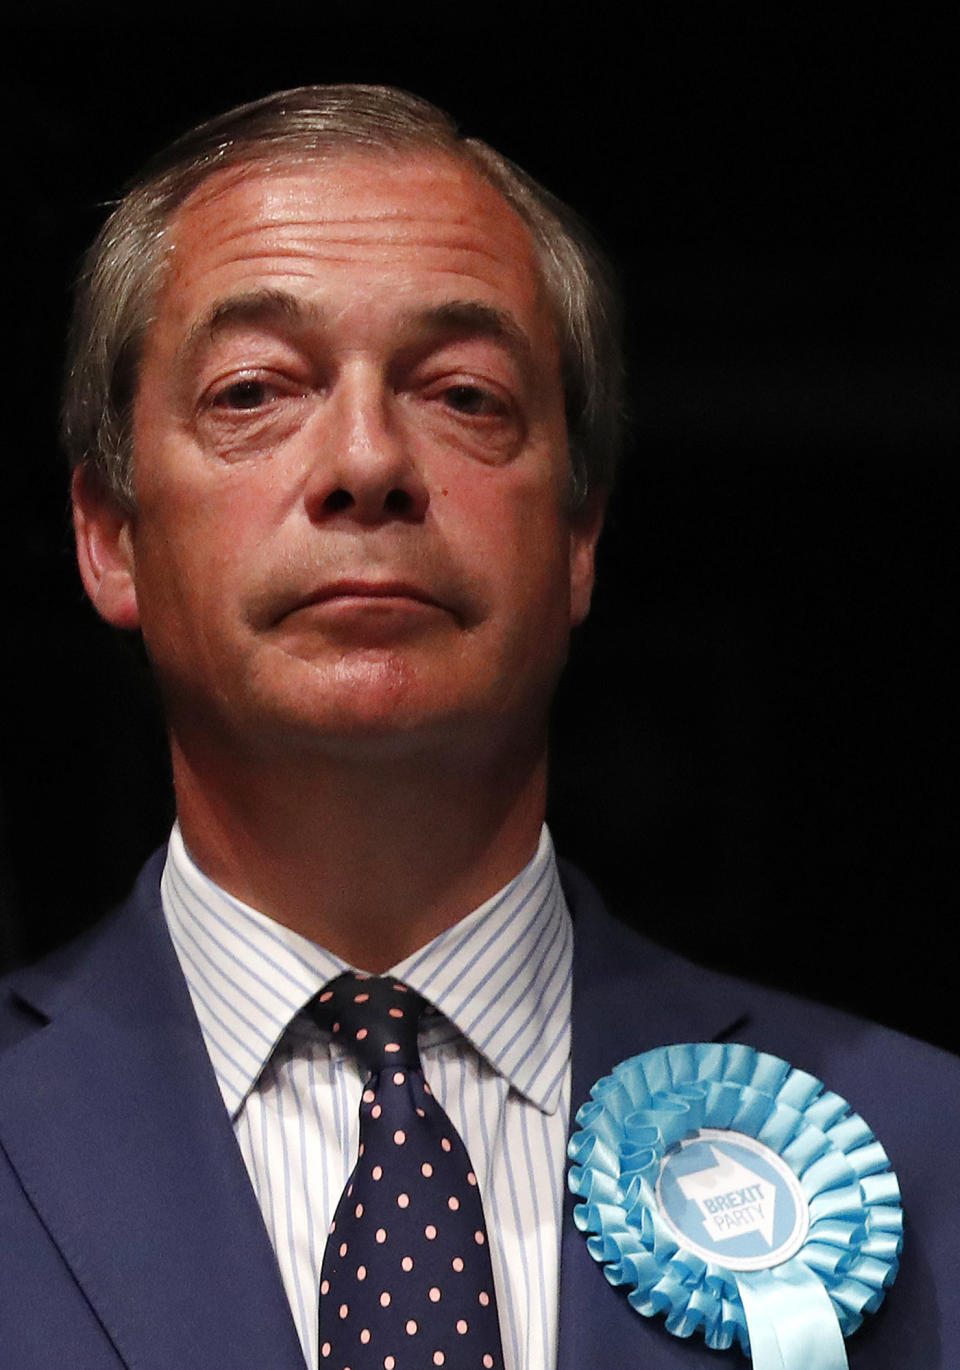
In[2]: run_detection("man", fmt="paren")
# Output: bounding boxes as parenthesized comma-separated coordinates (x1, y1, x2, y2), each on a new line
(0, 84, 957, 1370)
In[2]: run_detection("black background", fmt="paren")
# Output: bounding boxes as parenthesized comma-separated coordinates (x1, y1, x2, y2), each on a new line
(1, 8, 956, 1051)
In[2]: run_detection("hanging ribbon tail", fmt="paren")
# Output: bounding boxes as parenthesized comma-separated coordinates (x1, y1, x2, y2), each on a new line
(567, 1042, 902, 1365)
(738, 1265, 848, 1370)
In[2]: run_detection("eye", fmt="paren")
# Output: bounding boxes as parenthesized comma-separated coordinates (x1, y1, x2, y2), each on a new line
(440, 384, 506, 417)
(214, 377, 274, 410)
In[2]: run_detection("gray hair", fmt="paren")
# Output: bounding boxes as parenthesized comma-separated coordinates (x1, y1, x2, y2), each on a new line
(61, 84, 624, 508)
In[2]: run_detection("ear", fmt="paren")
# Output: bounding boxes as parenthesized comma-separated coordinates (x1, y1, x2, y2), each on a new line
(71, 465, 141, 630)
(568, 488, 607, 628)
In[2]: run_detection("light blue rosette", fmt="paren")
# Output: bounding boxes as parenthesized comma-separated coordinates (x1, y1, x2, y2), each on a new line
(568, 1043, 902, 1369)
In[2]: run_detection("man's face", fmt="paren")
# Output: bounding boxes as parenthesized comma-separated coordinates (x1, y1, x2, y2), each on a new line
(76, 152, 602, 769)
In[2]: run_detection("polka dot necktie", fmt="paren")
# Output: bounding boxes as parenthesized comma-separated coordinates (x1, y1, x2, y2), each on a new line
(310, 972, 504, 1370)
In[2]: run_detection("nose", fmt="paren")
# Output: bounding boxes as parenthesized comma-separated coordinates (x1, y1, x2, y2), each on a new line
(303, 368, 429, 526)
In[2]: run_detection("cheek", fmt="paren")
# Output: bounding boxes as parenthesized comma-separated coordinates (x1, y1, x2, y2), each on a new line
(136, 465, 272, 577)
(459, 492, 574, 633)
(129, 495, 242, 654)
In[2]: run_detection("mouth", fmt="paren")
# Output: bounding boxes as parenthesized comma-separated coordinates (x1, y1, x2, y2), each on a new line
(293, 580, 444, 612)
(271, 578, 454, 646)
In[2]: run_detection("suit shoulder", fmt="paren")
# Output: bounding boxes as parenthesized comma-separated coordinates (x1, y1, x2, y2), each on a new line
(0, 849, 167, 1051)
(561, 859, 960, 1120)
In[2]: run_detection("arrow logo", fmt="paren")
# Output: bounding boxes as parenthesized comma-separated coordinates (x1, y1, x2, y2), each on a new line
(675, 1145, 777, 1248)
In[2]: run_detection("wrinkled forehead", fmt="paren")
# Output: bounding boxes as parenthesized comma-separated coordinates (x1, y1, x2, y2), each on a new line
(157, 148, 554, 320)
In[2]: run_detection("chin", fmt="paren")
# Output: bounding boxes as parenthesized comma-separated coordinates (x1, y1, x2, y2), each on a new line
(241, 656, 456, 751)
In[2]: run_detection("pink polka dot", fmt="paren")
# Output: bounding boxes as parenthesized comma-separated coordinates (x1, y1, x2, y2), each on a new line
(384, 1359, 395, 1370)
(429, 1286, 441, 1302)
(483, 1357, 495, 1369)
(425, 1224, 437, 1240)
(356, 1266, 367, 1281)
(421, 1162, 434, 1177)
(434, 1354, 445, 1366)
(467, 1172, 478, 1186)
(362, 1088, 375, 1103)
(321, 1341, 331, 1356)
(479, 1290, 490, 1306)
(356, 1027, 368, 1041)
(354, 992, 370, 1003)
(371, 1105, 382, 1119)
(339, 1303, 349, 1319)
(380, 1291, 391, 1308)
(389, 1007, 404, 1018)
(452, 1257, 464, 1272)
(401, 1255, 414, 1271)
(372, 1165, 383, 1180)
(339, 1241, 348, 1257)
(355, 1203, 364, 1218)
(320, 1279, 330, 1295)
(397, 1192, 410, 1208)
(360, 1329, 371, 1344)
(456, 1319, 468, 1334)
(441, 1138, 452, 1152)
(423, 1082, 433, 1095)
(393, 1129, 406, 1145)
(475, 1231, 486, 1245)
(393, 1071, 405, 1084)
(447, 1196, 460, 1211)
(406, 1320, 418, 1335)
(385, 1042, 400, 1053)
(319, 990, 333, 1003)
(375, 1228, 388, 1243)
(416, 1107, 426, 1117)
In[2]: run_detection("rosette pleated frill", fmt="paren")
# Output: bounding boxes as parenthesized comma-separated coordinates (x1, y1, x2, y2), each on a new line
(568, 1043, 902, 1368)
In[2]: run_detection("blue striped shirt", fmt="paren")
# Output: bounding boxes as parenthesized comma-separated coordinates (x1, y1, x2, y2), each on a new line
(161, 823, 572, 1370)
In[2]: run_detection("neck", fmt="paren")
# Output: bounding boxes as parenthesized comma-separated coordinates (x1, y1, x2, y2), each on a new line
(169, 733, 548, 972)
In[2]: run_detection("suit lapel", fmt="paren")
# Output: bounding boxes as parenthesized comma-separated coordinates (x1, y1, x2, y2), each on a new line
(0, 857, 306, 1370)
(558, 865, 751, 1369)
(2, 856, 755, 1370)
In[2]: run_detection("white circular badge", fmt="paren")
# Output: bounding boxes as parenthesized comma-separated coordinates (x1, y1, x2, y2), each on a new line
(655, 1128, 810, 1271)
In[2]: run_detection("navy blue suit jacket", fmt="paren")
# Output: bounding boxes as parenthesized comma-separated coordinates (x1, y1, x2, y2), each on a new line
(2, 851, 957, 1367)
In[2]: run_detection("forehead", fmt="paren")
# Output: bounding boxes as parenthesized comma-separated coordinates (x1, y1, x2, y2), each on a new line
(151, 151, 554, 345)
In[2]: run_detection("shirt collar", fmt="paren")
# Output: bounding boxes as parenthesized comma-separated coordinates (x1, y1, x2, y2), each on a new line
(161, 824, 571, 1120)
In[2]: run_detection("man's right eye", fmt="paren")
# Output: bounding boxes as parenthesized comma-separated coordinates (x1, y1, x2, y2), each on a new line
(214, 378, 272, 409)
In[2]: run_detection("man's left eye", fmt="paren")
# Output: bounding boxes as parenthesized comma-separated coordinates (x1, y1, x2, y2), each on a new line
(441, 385, 504, 417)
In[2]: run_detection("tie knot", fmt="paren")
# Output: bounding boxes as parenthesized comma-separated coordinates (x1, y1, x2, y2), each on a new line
(309, 973, 424, 1075)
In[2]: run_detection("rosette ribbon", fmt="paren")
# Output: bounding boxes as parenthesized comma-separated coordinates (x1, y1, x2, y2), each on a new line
(568, 1043, 902, 1369)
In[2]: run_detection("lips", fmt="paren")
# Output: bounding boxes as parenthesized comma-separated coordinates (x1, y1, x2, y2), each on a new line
(256, 561, 481, 633)
(293, 580, 443, 611)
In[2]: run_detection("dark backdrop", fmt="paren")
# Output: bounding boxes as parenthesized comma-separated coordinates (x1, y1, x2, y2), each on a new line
(2, 8, 956, 1052)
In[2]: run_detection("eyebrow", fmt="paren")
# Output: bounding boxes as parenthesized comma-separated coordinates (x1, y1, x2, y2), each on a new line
(398, 300, 536, 374)
(175, 288, 321, 371)
(174, 287, 537, 377)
